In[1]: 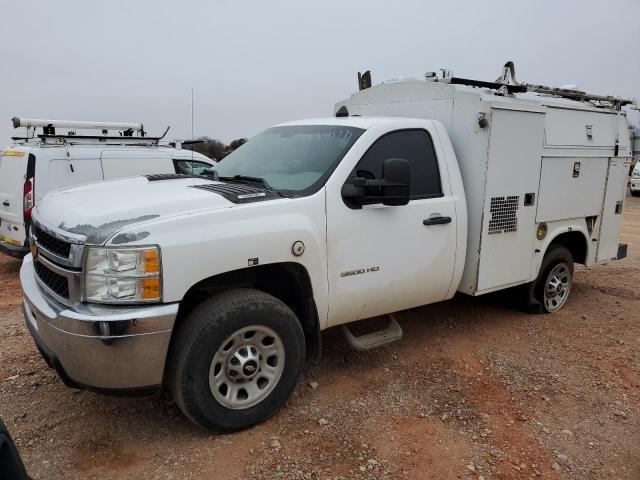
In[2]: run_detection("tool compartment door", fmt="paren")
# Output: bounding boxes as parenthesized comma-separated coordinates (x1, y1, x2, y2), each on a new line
(536, 157, 608, 222)
(544, 107, 618, 148)
(596, 157, 628, 262)
(476, 108, 544, 292)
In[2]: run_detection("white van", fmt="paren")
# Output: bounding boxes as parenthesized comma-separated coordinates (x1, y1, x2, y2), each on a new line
(631, 162, 640, 196)
(0, 118, 215, 258)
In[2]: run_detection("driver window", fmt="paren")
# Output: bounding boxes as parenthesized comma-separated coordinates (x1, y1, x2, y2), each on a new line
(348, 130, 443, 199)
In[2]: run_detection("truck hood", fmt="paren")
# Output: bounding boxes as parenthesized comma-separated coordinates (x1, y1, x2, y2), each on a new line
(35, 176, 233, 244)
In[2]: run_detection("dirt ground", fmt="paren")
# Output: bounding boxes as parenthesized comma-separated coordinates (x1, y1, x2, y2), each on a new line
(1, 192, 638, 480)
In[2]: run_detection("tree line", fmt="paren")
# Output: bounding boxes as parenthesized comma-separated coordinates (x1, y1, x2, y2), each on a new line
(183, 136, 247, 161)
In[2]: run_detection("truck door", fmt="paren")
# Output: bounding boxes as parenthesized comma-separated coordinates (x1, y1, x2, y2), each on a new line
(596, 157, 628, 262)
(325, 128, 457, 327)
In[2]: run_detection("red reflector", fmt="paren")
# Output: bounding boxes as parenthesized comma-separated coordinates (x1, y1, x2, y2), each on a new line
(23, 178, 34, 222)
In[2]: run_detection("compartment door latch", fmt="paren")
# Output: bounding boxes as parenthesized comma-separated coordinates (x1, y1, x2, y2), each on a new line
(524, 193, 536, 206)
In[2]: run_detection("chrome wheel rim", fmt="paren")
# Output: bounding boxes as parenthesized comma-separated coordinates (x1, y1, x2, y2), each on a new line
(209, 325, 285, 409)
(544, 263, 571, 312)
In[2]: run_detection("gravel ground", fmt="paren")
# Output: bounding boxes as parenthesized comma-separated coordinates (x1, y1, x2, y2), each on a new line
(0, 191, 638, 479)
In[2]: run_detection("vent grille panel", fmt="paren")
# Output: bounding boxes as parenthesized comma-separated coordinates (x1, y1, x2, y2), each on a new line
(488, 196, 519, 235)
(145, 174, 204, 181)
(191, 183, 279, 204)
(193, 183, 266, 195)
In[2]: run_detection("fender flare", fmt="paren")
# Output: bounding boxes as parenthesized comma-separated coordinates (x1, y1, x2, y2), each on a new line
(532, 225, 590, 279)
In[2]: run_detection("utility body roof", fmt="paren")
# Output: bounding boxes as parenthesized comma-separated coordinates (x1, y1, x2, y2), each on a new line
(339, 78, 631, 116)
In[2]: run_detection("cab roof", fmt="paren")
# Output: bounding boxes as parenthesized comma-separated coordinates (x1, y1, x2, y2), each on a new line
(275, 116, 407, 130)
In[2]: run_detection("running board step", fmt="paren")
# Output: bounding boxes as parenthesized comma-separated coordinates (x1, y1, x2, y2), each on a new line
(341, 314, 403, 352)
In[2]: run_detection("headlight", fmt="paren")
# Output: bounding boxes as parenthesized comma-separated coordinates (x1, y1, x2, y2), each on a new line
(83, 246, 162, 304)
(633, 171, 640, 179)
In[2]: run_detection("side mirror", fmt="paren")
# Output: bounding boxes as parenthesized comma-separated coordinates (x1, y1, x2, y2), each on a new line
(341, 158, 411, 208)
(201, 168, 219, 180)
(381, 158, 410, 206)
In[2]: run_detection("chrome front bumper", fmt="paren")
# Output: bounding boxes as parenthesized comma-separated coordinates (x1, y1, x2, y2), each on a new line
(20, 254, 179, 392)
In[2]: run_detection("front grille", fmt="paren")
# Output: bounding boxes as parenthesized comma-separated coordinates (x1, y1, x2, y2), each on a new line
(34, 261, 70, 299)
(34, 227, 71, 258)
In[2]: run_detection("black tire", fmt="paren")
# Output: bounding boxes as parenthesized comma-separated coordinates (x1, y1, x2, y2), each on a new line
(533, 245, 574, 314)
(0, 419, 29, 480)
(167, 288, 305, 432)
(631, 190, 640, 197)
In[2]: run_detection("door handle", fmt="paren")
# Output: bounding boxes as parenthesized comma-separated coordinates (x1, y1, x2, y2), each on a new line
(423, 216, 452, 226)
(2, 201, 9, 207)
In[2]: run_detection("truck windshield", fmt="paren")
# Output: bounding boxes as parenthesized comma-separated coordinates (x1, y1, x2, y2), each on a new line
(215, 125, 364, 193)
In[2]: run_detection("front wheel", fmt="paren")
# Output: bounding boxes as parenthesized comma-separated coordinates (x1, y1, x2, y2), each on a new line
(167, 288, 305, 432)
(534, 245, 574, 313)
(631, 190, 640, 197)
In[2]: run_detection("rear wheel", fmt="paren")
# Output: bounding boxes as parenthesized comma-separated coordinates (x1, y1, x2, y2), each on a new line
(167, 288, 305, 432)
(534, 245, 574, 313)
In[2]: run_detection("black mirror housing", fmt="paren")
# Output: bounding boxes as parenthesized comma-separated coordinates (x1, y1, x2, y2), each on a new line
(381, 158, 410, 206)
(341, 158, 411, 208)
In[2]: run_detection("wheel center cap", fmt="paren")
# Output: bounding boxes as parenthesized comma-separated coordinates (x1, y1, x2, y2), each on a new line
(242, 360, 258, 378)
(226, 344, 261, 382)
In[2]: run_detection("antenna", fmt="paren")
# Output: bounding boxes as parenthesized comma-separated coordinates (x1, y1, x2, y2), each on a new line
(191, 88, 194, 161)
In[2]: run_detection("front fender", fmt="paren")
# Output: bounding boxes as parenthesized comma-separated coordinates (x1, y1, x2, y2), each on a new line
(107, 192, 329, 328)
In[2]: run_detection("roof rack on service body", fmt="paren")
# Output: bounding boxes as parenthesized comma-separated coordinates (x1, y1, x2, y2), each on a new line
(357, 61, 637, 111)
(10, 117, 170, 146)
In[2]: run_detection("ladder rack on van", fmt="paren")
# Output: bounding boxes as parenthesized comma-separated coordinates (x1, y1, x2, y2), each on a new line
(10, 117, 170, 146)
(12, 117, 145, 136)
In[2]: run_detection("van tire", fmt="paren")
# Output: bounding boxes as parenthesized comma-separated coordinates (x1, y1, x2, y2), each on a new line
(533, 245, 574, 314)
(631, 190, 640, 197)
(167, 288, 305, 432)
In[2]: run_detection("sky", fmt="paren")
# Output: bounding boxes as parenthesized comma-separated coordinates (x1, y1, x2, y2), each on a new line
(1, 0, 639, 145)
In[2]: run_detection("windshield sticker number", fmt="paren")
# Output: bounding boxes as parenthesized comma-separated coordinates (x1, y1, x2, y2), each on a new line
(312, 129, 354, 144)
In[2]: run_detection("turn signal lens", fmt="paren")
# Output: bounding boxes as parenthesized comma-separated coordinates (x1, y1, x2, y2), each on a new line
(143, 249, 160, 273)
(142, 278, 161, 299)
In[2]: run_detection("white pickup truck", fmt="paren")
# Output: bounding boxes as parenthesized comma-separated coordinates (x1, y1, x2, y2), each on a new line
(21, 74, 631, 432)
